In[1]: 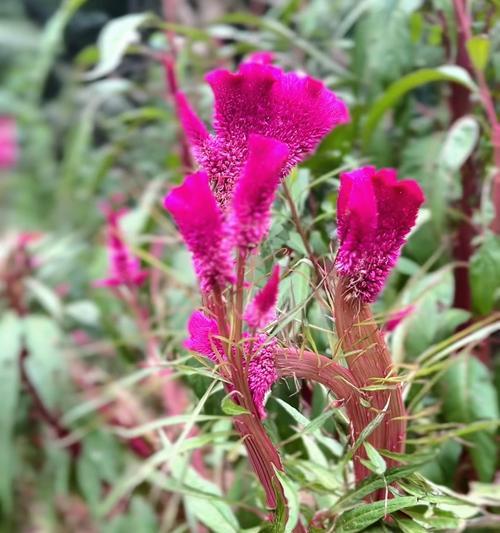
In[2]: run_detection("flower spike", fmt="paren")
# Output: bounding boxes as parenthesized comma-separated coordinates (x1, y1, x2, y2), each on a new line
(95, 209, 148, 288)
(230, 134, 289, 249)
(335, 166, 424, 303)
(244, 265, 281, 329)
(164, 172, 234, 293)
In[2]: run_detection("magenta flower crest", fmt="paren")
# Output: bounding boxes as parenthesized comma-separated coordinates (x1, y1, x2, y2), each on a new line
(230, 135, 289, 249)
(95, 209, 148, 288)
(336, 166, 424, 302)
(164, 172, 234, 293)
(172, 58, 349, 206)
(244, 265, 281, 329)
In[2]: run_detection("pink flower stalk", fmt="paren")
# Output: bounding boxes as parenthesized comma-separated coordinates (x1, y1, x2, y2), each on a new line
(163, 172, 234, 293)
(0, 117, 18, 169)
(244, 265, 281, 329)
(95, 209, 148, 288)
(230, 135, 289, 249)
(336, 166, 425, 303)
(185, 311, 278, 419)
(384, 304, 416, 332)
(171, 58, 349, 206)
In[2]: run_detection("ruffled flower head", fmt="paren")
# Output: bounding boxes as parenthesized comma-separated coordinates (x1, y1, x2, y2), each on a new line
(244, 265, 281, 329)
(95, 209, 148, 288)
(336, 166, 424, 303)
(164, 172, 234, 293)
(173, 58, 349, 207)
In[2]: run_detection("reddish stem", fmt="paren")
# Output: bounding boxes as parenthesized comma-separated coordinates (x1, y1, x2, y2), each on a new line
(453, 0, 500, 233)
(333, 277, 407, 500)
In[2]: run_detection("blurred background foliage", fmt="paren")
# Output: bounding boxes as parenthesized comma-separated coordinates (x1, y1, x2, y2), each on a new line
(0, 0, 499, 531)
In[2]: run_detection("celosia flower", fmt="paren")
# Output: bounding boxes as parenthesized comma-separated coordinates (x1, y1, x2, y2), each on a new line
(336, 166, 424, 303)
(185, 311, 277, 419)
(172, 58, 349, 207)
(244, 265, 281, 329)
(163, 172, 234, 293)
(248, 334, 278, 420)
(230, 135, 289, 249)
(95, 209, 148, 288)
(0, 117, 18, 169)
(384, 305, 416, 332)
(184, 310, 224, 363)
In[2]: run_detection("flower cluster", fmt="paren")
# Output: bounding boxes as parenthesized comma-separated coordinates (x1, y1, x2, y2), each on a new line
(335, 166, 425, 302)
(95, 208, 148, 288)
(164, 56, 349, 418)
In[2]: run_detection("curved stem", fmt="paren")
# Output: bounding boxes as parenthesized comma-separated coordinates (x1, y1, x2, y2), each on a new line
(275, 347, 373, 473)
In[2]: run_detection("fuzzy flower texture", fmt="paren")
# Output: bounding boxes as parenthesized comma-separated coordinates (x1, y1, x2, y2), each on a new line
(164, 56, 349, 418)
(336, 167, 425, 302)
(185, 311, 278, 420)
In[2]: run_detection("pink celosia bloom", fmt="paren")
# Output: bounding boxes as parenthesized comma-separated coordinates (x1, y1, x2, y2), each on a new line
(336, 166, 424, 303)
(230, 134, 289, 249)
(95, 209, 148, 288)
(184, 310, 224, 363)
(164, 172, 234, 293)
(384, 305, 416, 332)
(248, 334, 278, 420)
(0, 117, 18, 169)
(185, 311, 277, 419)
(244, 265, 281, 329)
(172, 58, 349, 206)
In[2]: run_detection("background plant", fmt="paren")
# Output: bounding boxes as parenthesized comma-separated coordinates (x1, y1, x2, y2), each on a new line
(0, 0, 499, 531)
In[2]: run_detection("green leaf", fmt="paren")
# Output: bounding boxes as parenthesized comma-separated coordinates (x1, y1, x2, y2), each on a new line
(274, 469, 300, 533)
(439, 116, 479, 172)
(335, 496, 419, 532)
(470, 236, 500, 315)
(466, 35, 491, 72)
(439, 353, 499, 481)
(0, 313, 22, 513)
(363, 66, 477, 145)
(220, 395, 251, 416)
(30, 0, 86, 101)
(331, 464, 426, 512)
(23, 315, 68, 411)
(84, 13, 151, 80)
(362, 442, 387, 476)
(65, 300, 101, 326)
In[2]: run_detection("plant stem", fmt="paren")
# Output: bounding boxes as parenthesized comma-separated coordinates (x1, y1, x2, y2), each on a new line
(453, 0, 500, 233)
(333, 276, 407, 500)
(282, 182, 323, 280)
